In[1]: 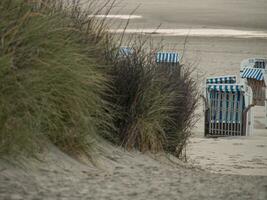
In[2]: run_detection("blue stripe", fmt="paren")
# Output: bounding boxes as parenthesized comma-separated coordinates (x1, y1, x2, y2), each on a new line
(230, 94, 235, 122)
(236, 92, 240, 122)
(226, 93, 229, 122)
(219, 93, 223, 121)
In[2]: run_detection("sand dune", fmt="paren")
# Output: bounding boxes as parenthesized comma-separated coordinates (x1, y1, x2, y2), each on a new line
(1, 0, 267, 199)
(1, 143, 267, 200)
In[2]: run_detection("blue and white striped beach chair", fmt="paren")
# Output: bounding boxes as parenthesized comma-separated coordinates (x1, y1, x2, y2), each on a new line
(264, 72, 267, 128)
(204, 77, 253, 136)
(118, 47, 134, 57)
(156, 52, 180, 64)
(240, 67, 266, 105)
(240, 66, 267, 128)
(155, 52, 181, 75)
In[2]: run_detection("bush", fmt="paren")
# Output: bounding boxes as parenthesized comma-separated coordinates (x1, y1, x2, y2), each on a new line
(161, 66, 199, 158)
(106, 42, 170, 152)
(0, 0, 112, 156)
(106, 38, 199, 157)
(0, 0, 199, 159)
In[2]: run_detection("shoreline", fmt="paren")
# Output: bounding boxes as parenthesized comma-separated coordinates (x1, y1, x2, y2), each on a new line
(109, 28, 267, 39)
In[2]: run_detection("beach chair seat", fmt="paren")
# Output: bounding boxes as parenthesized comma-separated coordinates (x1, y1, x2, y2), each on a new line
(204, 80, 253, 137)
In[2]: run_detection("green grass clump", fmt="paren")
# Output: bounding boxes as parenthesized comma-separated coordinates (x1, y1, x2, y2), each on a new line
(0, 0, 199, 159)
(106, 43, 170, 152)
(161, 66, 199, 158)
(0, 0, 112, 156)
(106, 38, 199, 157)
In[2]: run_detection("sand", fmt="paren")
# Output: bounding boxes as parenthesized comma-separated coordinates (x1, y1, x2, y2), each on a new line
(103, 0, 267, 177)
(1, 143, 267, 200)
(1, 0, 267, 199)
(105, 0, 267, 30)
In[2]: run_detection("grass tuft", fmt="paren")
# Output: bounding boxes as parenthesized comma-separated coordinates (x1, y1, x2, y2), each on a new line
(0, 0, 199, 159)
(0, 0, 113, 156)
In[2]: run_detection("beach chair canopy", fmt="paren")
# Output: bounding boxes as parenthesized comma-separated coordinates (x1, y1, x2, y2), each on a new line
(206, 75, 236, 84)
(207, 84, 245, 93)
(156, 52, 179, 64)
(119, 47, 134, 56)
(241, 68, 265, 81)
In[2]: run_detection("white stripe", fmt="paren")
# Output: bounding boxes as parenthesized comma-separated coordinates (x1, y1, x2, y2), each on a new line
(89, 15, 142, 19)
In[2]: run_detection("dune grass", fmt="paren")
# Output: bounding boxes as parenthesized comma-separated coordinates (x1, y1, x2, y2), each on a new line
(0, 0, 113, 156)
(105, 38, 199, 157)
(0, 0, 199, 159)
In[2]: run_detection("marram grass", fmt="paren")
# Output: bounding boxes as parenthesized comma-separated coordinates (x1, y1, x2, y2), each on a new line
(0, 0, 112, 156)
(0, 0, 199, 159)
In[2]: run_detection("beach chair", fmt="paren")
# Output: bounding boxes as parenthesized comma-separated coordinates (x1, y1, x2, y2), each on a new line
(240, 68, 266, 104)
(155, 52, 181, 75)
(119, 47, 134, 57)
(240, 67, 267, 128)
(265, 72, 267, 128)
(203, 77, 254, 137)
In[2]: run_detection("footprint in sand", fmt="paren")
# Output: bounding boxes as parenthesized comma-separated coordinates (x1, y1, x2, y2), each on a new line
(233, 143, 243, 146)
(256, 145, 266, 148)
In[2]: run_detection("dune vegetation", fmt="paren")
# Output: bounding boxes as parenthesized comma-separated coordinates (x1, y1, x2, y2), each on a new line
(0, 0, 198, 159)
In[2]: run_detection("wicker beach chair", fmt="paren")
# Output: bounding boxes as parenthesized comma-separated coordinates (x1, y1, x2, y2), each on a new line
(240, 67, 267, 128)
(155, 52, 181, 75)
(118, 47, 134, 57)
(203, 77, 254, 137)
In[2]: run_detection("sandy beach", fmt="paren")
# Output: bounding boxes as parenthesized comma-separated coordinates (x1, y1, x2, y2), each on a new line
(1, 0, 267, 199)
(1, 143, 267, 200)
(106, 0, 267, 177)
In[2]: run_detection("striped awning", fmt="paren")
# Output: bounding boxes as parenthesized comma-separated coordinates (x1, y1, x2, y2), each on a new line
(206, 76, 236, 84)
(241, 67, 264, 81)
(208, 84, 244, 93)
(156, 52, 179, 63)
(119, 47, 133, 56)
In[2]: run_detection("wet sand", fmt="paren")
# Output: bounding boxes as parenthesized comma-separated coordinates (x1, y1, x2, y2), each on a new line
(101, 0, 267, 30)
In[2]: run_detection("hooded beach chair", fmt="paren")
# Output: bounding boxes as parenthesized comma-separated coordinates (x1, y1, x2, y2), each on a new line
(240, 68, 266, 105)
(155, 52, 181, 75)
(204, 77, 253, 137)
(119, 47, 134, 57)
(240, 67, 267, 128)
